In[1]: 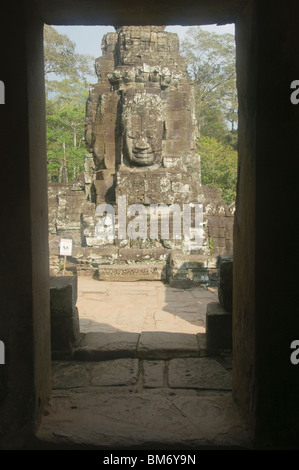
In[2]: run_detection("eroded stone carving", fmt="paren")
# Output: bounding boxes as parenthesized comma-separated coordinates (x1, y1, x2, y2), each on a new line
(85, 25, 199, 176)
(121, 91, 163, 168)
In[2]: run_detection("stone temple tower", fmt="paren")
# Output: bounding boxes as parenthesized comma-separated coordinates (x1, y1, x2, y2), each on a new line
(84, 26, 202, 246)
(85, 26, 201, 197)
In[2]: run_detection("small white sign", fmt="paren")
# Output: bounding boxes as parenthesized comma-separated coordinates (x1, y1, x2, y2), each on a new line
(60, 238, 72, 256)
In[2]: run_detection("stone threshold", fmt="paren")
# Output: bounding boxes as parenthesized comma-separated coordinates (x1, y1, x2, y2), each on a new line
(52, 331, 231, 362)
(64, 331, 210, 361)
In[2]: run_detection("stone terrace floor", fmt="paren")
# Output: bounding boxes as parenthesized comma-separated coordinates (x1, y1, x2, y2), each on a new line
(32, 278, 253, 450)
(77, 278, 217, 335)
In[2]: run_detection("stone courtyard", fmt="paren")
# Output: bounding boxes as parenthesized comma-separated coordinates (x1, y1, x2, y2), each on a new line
(77, 278, 217, 334)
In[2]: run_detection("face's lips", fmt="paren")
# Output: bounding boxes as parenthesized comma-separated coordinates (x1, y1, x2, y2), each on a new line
(132, 152, 155, 166)
(133, 154, 153, 162)
(133, 151, 154, 157)
(132, 148, 161, 155)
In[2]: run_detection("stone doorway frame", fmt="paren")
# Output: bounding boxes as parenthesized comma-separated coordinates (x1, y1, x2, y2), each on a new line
(1, 0, 298, 449)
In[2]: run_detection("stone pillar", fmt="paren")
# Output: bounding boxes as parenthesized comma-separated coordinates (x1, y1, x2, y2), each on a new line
(233, 0, 257, 438)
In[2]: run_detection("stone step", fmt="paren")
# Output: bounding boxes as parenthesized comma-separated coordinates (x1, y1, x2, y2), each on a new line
(74, 331, 140, 361)
(74, 331, 207, 361)
(97, 263, 167, 281)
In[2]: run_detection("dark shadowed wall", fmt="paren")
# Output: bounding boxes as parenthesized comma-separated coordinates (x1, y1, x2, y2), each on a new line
(0, 0, 298, 449)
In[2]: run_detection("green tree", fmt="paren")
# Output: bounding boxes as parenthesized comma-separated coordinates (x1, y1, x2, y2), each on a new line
(44, 25, 93, 80)
(181, 27, 237, 144)
(197, 136, 237, 205)
(47, 105, 88, 182)
(44, 25, 95, 182)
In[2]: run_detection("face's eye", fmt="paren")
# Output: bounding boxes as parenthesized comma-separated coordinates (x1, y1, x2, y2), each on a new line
(127, 131, 140, 140)
(146, 131, 154, 139)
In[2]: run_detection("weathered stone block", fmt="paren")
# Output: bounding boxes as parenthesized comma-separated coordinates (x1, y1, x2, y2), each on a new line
(50, 276, 77, 317)
(206, 302, 232, 351)
(85, 236, 114, 247)
(75, 332, 139, 361)
(196, 332, 207, 356)
(168, 253, 212, 288)
(137, 332, 199, 359)
(217, 254, 233, 311)
(51, 307, 79, 354)
(52, 363, 90, 389)
(118, 248, 169, 264)
(85, 246, 119, 261)
(168, 357, 232, 390)
(98, 263, 166, 281)
(93, 179, 115, 204)
(91, 359, 139, 386)
(50, 276, 79, 354)
(143, 360, 166, 388)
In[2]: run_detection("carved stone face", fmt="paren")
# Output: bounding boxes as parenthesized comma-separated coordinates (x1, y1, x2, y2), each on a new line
(122, 92, 163, 167)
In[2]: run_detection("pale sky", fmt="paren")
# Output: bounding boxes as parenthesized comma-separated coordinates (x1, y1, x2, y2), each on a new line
(53, 24, 235, 60)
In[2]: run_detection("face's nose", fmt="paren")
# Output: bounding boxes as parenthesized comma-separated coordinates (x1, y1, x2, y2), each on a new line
(134, 134, 150, 151)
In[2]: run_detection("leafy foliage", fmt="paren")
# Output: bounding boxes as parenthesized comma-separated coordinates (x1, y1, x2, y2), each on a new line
(44, 25, 93, 80)
(197, 136, 237, 205)
(47, 105, 88, 182)
(44, 25, 95, 182)
(180, 27, 238, 203)
(181, 26, 237, 141)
